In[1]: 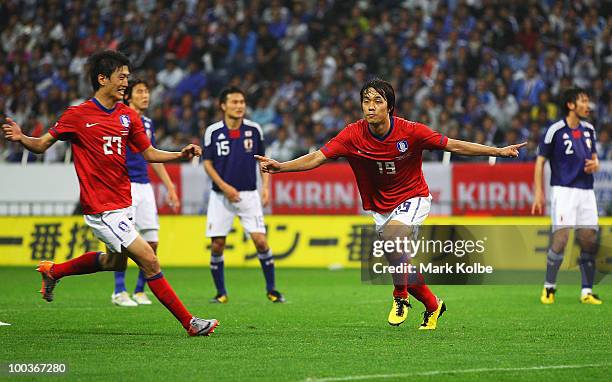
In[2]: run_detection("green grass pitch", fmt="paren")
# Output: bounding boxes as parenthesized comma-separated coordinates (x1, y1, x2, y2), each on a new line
(0, 267, 610, 381)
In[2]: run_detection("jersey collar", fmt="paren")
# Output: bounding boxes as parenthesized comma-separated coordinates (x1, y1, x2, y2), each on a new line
(368, 116, 394, 141)
(91, 98, 117, 114)
(564, 118, 582, 130)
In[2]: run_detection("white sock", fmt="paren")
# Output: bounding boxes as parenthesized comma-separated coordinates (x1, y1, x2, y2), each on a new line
(581, 288, 592, 297)
(544, 282, 556, 289)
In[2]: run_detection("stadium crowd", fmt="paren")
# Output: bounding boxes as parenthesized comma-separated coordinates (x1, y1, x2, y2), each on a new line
(0, 0, 610, 162)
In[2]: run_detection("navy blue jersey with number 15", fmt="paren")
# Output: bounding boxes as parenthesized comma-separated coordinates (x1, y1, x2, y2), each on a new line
(203, 119, 265, 192)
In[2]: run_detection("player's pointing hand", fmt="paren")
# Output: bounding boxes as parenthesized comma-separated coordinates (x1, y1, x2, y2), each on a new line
(2, 118, 24, 142)
(255, 155, 282, 173)
(497, 142, 527, 158)
(180, 144, 202, 160)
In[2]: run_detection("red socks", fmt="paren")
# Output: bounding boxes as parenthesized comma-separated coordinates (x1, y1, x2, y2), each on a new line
(147, 273, 192, 330)
(393, 271, 438, 312)
(407, 283, 438, 312)
(51, 251, 101, 279)
(393, 285, 408, 299)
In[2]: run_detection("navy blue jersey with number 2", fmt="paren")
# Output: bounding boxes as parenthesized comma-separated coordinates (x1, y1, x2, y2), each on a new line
(538, 118, 597, 190)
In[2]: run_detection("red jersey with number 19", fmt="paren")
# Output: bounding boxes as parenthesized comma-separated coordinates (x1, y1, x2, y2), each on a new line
(321, 116, 447, 213)
(48, 99, 151, 214)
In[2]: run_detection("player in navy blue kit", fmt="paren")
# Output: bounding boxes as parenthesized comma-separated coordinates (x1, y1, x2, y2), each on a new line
(532, 87, 602, 305)
(111, 79, 181, 307)
(203, 87, 284, 303)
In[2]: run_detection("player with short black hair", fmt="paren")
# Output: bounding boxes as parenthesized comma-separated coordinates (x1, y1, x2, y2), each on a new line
(110, 78, 181, 307)
(257, 78, 524, 329)
(218, 86, 246, 106)
(2, 50, 218, 336)
(532, 87, 602, 305)
(88, 50, 131, 91)
(203, 86, 284, 303)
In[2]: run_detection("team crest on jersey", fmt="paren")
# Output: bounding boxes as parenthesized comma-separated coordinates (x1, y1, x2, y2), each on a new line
(245, 130, 253, 137)
(396, 140, 409, 153)
(244, 138, 253, 152)
(119, 114, 130, 127)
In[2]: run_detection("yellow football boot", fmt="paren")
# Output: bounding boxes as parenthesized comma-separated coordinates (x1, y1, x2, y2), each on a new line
(540, 287, 556, 304)
(419, 299, 446, 330)
(209, 294, 228, 304)
(388, 297, 411, 326)
(266, 290, 286, 303)
(580, 293, 603, 305)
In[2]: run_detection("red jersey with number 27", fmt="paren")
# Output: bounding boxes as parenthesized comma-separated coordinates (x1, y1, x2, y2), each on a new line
(321, 116, 448, 213)
(49, 99, 151, 214)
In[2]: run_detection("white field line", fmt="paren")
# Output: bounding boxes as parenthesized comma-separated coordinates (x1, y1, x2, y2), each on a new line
(304, 363, 611, 382)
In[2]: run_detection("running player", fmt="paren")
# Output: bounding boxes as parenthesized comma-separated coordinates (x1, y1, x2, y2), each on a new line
(203, 86, 284, 303)
(111, 79, 181, 307)
(532, 87, 602, 305)
(2, 50, 218, 336)
(256, 79, 524, 329)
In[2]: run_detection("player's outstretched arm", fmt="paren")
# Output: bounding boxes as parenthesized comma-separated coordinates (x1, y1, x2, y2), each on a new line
(142, 144, 202, 163)
(255, 150, 328, 173)
(2, 118, 56, 154)
(531, 155, 546, 215)
(445, 138, 526, 158)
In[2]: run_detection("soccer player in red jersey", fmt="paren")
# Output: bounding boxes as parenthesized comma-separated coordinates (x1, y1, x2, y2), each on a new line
(256, 79, 525, 330)
(2, 50, 218, 336)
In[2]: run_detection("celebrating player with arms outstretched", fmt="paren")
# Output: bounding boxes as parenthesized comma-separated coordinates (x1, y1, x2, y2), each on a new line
(532, 87, 602, 305)
(2, 50, 218, 336)
(203, 87, 284, 304)
(111, 79, 181, 307)
(257, 79, 524, 329)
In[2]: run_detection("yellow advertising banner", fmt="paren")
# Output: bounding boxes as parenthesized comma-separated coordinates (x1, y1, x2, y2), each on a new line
(0, 216, 610, 271)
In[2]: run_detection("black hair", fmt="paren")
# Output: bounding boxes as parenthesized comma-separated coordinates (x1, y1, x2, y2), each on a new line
(560, 87, 589, 115)
(218, 86, 246, 106)
(360, 78, 395, 116)
(124, 78, 148, 103)
(87, 50, 130, 92)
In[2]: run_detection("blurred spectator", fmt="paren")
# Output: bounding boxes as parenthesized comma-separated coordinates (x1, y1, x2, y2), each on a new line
(156, 53, 184, 90)
(174, 61, 207, 99)
(0, 0, 608, 165)
(265, 127, 296, 162)
(167, 26, 193, 62)
(515, 63, 546, 106)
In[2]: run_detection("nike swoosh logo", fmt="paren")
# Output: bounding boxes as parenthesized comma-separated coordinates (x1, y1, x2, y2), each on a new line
(85, 123, 99, 127)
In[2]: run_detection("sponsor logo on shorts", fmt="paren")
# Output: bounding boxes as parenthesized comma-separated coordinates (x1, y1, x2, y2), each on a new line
(118, 220, 131, 233)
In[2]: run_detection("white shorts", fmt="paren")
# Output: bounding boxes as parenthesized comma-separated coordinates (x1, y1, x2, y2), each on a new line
(206, 190, 266, 237)
(550, 186, 598, 231)
(373, 195, 432, 234)
(84, 207, 138, 253)
(131, 182, 160, 242)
